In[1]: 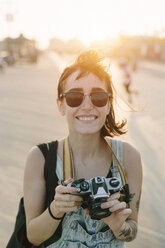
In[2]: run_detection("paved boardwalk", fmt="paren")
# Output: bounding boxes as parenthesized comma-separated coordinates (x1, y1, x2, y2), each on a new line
(0, 52, 165, 247)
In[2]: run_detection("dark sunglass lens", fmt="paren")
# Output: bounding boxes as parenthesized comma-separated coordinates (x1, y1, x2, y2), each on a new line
(91, 92, 108, 107)
(65, 92, 83, 107)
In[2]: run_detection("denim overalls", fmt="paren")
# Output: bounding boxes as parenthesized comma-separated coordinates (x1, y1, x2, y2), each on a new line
(47, 138, 125, 248)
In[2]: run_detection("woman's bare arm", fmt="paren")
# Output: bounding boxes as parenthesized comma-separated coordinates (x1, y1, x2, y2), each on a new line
(100, 142, 142, 242)
(113, 142, 143, 241)
(24, 146, 62, 246)
(24, 146, 83, 246)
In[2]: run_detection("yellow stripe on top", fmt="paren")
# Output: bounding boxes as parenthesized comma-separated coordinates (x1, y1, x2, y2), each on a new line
(105, 137, 127, 186)
(63, 137, 75, 181)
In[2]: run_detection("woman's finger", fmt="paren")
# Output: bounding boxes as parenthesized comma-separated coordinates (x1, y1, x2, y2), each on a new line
(109, 201, 127, 212)
(55, 184, 78, 194)
(63, 178, 74, 185)
(55, 200, 82, 208)
(101, 199, 120, 209)
(108, 192, 120, 201)
(55, 193, 83, 202)
(117, 208, 132, 216)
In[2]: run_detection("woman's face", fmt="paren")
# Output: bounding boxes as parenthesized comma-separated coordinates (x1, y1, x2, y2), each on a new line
(58, 70, 110, 136)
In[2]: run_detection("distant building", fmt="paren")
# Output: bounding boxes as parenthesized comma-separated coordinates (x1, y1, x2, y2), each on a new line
(0, 34, 36, 52)
(0, 34, 39, 63)
(110, 35, 165, 61)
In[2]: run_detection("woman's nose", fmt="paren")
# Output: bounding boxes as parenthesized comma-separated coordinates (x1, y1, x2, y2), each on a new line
(81, 94, 93, 108)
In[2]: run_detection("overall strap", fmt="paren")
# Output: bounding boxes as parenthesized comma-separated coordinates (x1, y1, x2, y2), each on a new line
(111, 139, 123, 169)
(111, 139, 127, 185)
(107, 138, 131, 205)
(105, 137, 127, 186)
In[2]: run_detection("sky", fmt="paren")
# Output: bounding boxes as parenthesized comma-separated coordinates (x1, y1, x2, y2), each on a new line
(0, 0, 165, 48)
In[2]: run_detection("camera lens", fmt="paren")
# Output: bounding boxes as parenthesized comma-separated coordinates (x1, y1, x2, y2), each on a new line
(89, 201, 111, 220)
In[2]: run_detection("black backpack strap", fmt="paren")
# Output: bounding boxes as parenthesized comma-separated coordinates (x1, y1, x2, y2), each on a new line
(37, 141, 58, 186)
(41, 141, 64, 247)
(37, 141, 59, 207)
(37, 143, 49, 160)
(44, 141, 59, 207)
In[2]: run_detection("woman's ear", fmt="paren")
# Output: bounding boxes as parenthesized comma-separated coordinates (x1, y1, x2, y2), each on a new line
(57, 99, 66, 116)
(106, 101, 111, 115)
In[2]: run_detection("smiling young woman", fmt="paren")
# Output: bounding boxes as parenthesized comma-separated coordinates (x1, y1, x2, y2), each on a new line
(23, 50, 142, 247)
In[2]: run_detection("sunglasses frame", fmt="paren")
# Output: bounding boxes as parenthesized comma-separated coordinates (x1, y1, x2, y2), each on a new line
(59, 91, 111, 107)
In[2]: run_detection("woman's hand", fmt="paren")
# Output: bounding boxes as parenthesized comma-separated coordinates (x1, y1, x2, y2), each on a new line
(100, 192, 132, 232)
(50, 178, 83, 218)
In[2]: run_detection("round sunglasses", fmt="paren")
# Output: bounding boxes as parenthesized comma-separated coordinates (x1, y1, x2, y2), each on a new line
(59, 91, 111, 107)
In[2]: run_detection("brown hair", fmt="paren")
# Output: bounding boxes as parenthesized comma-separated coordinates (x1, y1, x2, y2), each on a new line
(58, 49, 127, 137)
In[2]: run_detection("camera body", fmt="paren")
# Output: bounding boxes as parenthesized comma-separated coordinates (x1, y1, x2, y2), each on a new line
(67, 176, 122, 220)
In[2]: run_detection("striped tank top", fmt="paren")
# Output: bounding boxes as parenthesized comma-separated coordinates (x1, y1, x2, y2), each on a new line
(47, 138, 125, 248)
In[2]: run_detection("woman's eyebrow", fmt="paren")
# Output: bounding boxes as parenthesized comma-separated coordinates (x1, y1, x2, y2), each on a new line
(68, 88, 83, 92)
(67, 87, 105, 92)
(91, 87, 106, 92)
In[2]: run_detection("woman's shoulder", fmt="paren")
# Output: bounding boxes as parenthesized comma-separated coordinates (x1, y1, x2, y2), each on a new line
(106, 137, 142, 173)
(122, 141, 141, 161)
(106, 137, 141, 161)
(27, 138, 64, 160)
(122, 141, 142, 176)
(25, 145, 46, 174)
(25, 140, 57, 172)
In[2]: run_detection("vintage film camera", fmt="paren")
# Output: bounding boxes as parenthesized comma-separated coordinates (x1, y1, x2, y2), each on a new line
(67, 176, 122, 220)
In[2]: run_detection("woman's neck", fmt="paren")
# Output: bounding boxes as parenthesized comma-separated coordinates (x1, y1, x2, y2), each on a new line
(68, 132, 104, 160)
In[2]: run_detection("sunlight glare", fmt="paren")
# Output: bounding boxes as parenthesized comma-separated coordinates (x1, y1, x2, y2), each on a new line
(1, 0, 165, 48)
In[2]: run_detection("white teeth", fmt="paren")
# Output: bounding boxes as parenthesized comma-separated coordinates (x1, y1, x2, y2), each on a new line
(78, 116, 95, 121)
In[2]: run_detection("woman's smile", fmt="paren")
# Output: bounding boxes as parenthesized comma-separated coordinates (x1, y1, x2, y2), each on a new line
(75, 114, 98, 122)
